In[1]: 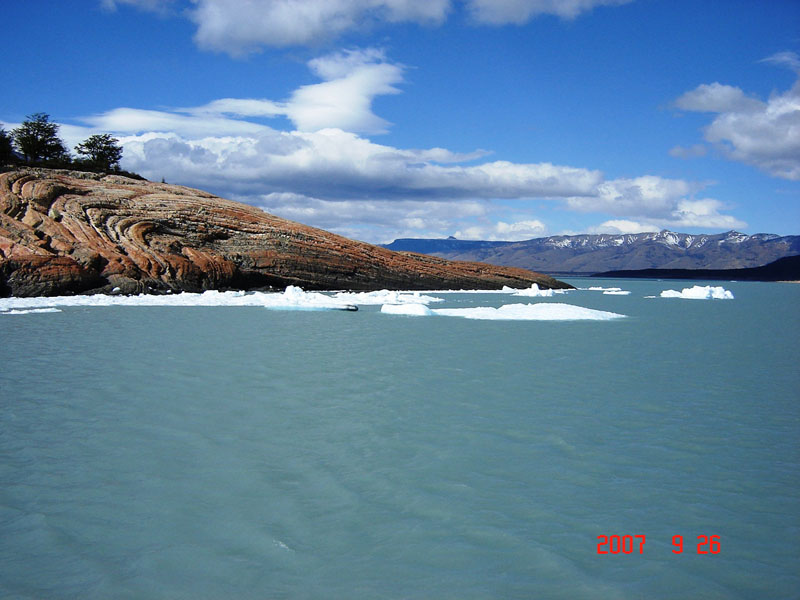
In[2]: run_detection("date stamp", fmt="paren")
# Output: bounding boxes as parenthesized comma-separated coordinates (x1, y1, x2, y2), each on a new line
(596, 535, 721, 554)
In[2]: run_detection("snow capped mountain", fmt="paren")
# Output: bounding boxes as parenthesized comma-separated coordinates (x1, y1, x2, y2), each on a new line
(539, 230, 779, 251)
(383, 230, 800, 274)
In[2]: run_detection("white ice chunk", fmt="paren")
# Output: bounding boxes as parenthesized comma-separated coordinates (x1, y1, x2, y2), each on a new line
(660, 285, 734, 300)
(332, 289, 443, 305)
(505, 283, 567, 297)
(603, 290, 631, 295)
(433, 303, 625, 321)
(380, 303, 435, 316)
(1, 307, 61, 315)
(0, 286, 353, 311)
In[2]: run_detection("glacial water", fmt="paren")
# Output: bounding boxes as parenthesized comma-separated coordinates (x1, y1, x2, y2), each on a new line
(1, 279, 798, 599)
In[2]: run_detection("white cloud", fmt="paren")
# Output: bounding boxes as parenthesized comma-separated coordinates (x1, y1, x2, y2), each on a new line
(113, 127, 601, 202)
(464, 0, 634, 24)
(589, 219, 659, 235)
(54, 42, 746, 241)
(674, 82, 764, 113)
(189, 0, 451, 54)
(86, 107, 269, 137)
(71, 47, 602, 201)
(101, 0, 175, 12)
(184, 48, 403, 134)
(567, 176, 744, 231)
(760, 51, 800, 72)
(675, 53, 800, 180)
(455, 219, 547, 241)
(254, 193, 490, 242)
(284, 49, 404, 133)
(668, 198, 746, 230)
(104, 0, 636, 54)
(669, 143, 707, 159)
(567, 175, 691, 216)
(585, 200, 746, 234)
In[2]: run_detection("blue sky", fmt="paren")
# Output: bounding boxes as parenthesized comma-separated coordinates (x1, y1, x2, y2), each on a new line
(2, 0, 799, 243)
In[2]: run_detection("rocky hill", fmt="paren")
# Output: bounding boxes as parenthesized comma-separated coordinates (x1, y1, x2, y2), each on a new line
(0, 169, 569, 297)
(384, 231, 800, 274)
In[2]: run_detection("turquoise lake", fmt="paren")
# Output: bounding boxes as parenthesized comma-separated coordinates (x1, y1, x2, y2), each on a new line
(1, 279, 798, 599)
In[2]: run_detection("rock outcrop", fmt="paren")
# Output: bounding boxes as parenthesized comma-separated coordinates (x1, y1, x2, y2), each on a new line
(0, 169, 571, 297)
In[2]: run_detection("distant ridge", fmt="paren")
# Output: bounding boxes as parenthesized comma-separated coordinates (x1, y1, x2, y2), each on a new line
(383, 230, 800, 274)
(593, 255, 800, 282)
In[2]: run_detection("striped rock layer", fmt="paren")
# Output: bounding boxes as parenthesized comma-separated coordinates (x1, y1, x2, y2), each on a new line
(0, 169, 571, 297)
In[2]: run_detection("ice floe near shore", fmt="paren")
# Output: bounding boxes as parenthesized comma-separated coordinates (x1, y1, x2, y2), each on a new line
(0, 286, 355, 312)
(582, 286, 630, 295)
(0, 287, 450, 313)
(1, 286, 626, 321)
(377, 302, 624, 320)
(0, 307, 62, 315)
(380, 303, 435, 316)
(433, 303, 625, 321)
(502, 283, 568, 297)
(659, 285, 734, 300)
(332, 290, 443, 305)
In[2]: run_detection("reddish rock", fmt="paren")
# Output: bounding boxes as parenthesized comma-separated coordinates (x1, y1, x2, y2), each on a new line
(0, 168, 573, 297)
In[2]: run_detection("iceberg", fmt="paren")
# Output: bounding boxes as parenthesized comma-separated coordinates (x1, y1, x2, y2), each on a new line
(332, 289, 443, 305)
(0, 286, 356, 312)
(432, 303, 625, 321)
(503, 283, 567, 297)
(380, 303, 435, 316)
(0, 307, 62, 315)
(584, 286, 626, 293)
(660, 285, 734, 300)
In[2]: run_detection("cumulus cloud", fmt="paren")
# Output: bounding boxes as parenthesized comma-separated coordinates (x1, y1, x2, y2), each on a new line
(567, 176, 745, 231)
(254, 193, 490, 242)
(72, 48, 601, 201)
(189, 0, 451, 54)
(567, 175, 691, 216)
(114, 127, 601, 202)
(674, 82, 764, 113)
(183, 48, 403, 134)
(589, 219, 659, 235)
(464, 0, 634, 24)
(668, 198, 746, 230)
(284, 48, 404, 133)
(105, 0, 636, 54)
(59, 41, 745, 241)
(454, 219, 547, 241)
(674, 53, 800, 180)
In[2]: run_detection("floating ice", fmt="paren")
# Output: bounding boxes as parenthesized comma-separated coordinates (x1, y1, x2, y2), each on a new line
(332, 289, 443, 305)
(503, 283, 567, 297)
(660, 285, 734, 300)
(268, 286, 356, 310)
(603, 290, 631, 295)
(380, 303, 435, 316)
(0, 286, 355, 312)
(433, 303, 625, 321)
(584, 286, 623, 292)
(0, 307, 62, 315)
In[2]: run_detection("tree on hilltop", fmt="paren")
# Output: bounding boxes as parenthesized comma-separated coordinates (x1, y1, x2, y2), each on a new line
(75, 133, 123, 172)
(12, 113, 70, 165)
(0, 128, 14, 166)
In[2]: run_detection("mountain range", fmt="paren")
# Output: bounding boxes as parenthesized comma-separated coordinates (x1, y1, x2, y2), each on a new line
(383, 230, 800, 274)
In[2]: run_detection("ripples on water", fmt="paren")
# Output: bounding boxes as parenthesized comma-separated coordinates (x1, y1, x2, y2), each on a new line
(1, 280, 798, 599)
